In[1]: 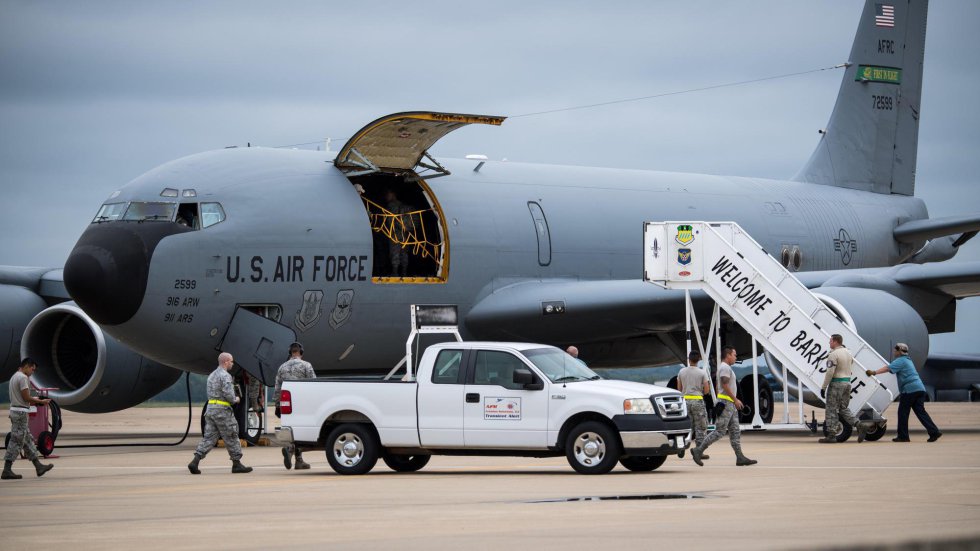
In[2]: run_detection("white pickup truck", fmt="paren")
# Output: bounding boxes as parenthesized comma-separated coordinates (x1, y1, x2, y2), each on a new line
(280, 341, 691, 475)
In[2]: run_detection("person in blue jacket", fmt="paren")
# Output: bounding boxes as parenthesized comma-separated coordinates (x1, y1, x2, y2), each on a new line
(868, 343, 942, 443)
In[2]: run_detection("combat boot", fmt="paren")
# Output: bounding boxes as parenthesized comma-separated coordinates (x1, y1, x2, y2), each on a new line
(187, 453, 202, 475)
(735, 452, 758, 466)
(691, 448, 705, 467)
(818, 437, 837, 443)
(2, 460, 22, 480)
(294, 453, 310, 470)
(281, 447, 292, 470)
(856, 422, 871, 443)
(231, 460, 253, 473)
(32, 457, 53, 477)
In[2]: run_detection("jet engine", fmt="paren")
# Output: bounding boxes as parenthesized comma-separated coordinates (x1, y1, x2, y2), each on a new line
(20, 302, 182, 413)
(767, 287, 928, 407)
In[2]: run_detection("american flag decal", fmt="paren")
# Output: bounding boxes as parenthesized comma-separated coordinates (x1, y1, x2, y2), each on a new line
(875, 4, 895, 27)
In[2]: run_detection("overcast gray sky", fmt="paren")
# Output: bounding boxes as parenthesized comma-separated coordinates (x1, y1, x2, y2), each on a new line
(1, 1, 978, 353)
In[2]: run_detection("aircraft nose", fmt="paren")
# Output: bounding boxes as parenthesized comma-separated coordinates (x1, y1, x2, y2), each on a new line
(64, 223, 180, 326)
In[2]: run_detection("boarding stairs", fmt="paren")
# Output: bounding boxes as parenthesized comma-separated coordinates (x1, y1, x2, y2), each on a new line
(643, 222, 897, 418)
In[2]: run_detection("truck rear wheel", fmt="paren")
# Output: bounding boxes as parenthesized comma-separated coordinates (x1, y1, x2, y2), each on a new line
(325, 424, 379, 475)
(381, 451, 431, 472)
(565, 421, 620, 474)
(618, 455, 667, 472)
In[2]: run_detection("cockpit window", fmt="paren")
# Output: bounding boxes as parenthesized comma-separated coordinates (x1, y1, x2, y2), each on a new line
(93, 203, 127, 223)
(201, 202, 226, 228)
(122, 202, 177, 222)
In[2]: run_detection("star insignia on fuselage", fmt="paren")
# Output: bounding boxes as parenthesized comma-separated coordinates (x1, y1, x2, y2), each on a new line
(833, 228, 858, 265)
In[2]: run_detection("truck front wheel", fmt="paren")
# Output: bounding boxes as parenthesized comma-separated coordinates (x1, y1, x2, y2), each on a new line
(381, 451, 431, 472)
(325, 424, 379, 475)
(618, 455, 667, 472)
(565, 421, 620, 474)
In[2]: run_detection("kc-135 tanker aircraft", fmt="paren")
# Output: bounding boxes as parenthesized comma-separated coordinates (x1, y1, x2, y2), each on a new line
(1, 0, 978, 423)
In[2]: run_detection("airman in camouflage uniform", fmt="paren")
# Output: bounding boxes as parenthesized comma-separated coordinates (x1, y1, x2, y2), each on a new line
(275, 342, 316, 470)
(691, 347, 757, 467)
(675, 351, 711, 459)
(819, 334, 868, 443)
(187, 352, 252, 474)
(3, 358, 54, 480)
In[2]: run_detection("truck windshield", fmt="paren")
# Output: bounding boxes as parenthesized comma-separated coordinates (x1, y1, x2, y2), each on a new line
(524, 348, 600, 383)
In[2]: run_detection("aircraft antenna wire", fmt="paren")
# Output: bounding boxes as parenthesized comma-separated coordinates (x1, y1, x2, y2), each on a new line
(509, 63, 848, 119)
(267, 64, 846, 148)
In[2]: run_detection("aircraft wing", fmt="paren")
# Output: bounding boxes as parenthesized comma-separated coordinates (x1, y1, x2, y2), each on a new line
(798, 260, 980, 299)
(466, 260, 980, 350)
(466, 278, 698, 344)
(0, 265, 69, 301)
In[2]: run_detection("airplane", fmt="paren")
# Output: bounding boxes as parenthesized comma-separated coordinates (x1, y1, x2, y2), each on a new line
(2, 0, 979, 426)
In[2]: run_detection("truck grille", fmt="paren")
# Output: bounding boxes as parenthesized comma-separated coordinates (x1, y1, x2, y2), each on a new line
(654, 395, 687, 419)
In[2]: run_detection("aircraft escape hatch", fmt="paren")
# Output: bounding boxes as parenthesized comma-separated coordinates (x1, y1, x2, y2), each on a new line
(334, 112, 505, 283)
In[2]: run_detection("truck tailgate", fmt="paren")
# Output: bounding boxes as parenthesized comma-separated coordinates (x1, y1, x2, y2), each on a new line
(283, 380, 419, 447)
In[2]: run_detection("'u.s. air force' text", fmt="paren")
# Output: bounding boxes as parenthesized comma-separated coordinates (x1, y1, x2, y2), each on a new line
(225, 255, 369, 283)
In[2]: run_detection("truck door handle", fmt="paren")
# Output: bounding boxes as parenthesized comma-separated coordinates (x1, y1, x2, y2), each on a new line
(465, 393, 480, 403)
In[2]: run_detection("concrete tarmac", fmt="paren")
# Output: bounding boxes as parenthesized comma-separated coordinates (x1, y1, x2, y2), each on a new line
(1, 403, 979, 550)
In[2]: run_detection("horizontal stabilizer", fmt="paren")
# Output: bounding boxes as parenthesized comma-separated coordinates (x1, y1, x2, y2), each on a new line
(893, 214, 980, 243)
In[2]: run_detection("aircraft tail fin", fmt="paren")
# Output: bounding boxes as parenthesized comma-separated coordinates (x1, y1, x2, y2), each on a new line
(794, 0, 928, 195)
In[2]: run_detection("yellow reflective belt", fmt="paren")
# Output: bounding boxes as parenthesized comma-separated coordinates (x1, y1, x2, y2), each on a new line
(717, 394, 735, 403)
(683, 395, 704, 400)
(208, 399, 231, 407)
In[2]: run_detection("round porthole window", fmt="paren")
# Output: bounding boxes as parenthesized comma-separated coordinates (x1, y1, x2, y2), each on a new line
(792, 247, 803, 271)
(781, 247, 791, 267)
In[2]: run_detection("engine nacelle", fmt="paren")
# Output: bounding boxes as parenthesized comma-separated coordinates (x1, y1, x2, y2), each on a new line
(767, 287, 928, 408)
(815, 287, 929, 368)
(20, 302, 182, 413)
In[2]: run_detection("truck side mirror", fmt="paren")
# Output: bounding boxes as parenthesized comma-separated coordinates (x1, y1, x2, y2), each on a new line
(513, 368, 544, 391)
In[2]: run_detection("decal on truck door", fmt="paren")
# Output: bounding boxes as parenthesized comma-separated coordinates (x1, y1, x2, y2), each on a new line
(484, 397, 522, 420)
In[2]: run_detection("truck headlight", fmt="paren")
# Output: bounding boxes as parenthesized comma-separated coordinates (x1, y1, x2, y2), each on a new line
(623, 398, 655, 414)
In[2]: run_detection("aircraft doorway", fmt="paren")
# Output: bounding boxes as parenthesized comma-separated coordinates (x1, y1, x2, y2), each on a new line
(350, 173, 447, 283)
(332, 111, 505, 284)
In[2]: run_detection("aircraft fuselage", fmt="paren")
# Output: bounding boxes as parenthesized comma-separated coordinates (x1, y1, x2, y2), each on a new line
(64, 146, 927, 375)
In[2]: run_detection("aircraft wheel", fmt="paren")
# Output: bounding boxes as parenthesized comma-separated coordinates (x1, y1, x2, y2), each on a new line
(863, 421, 887, 442)
(738, 375, 774, 424)
(565, 421, 620, 474)
(326, 424, 379, 475)
(381, 451, 431, 472)
(37, 431, 55, 457)
(823, 418, 853, 442)
(618, 455, 667, 472)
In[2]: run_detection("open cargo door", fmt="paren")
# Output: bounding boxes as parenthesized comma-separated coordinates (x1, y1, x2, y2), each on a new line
(335, 111, 505, 177)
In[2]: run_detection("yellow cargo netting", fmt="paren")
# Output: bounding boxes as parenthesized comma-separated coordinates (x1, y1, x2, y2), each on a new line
(362, 197, 441, 261)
